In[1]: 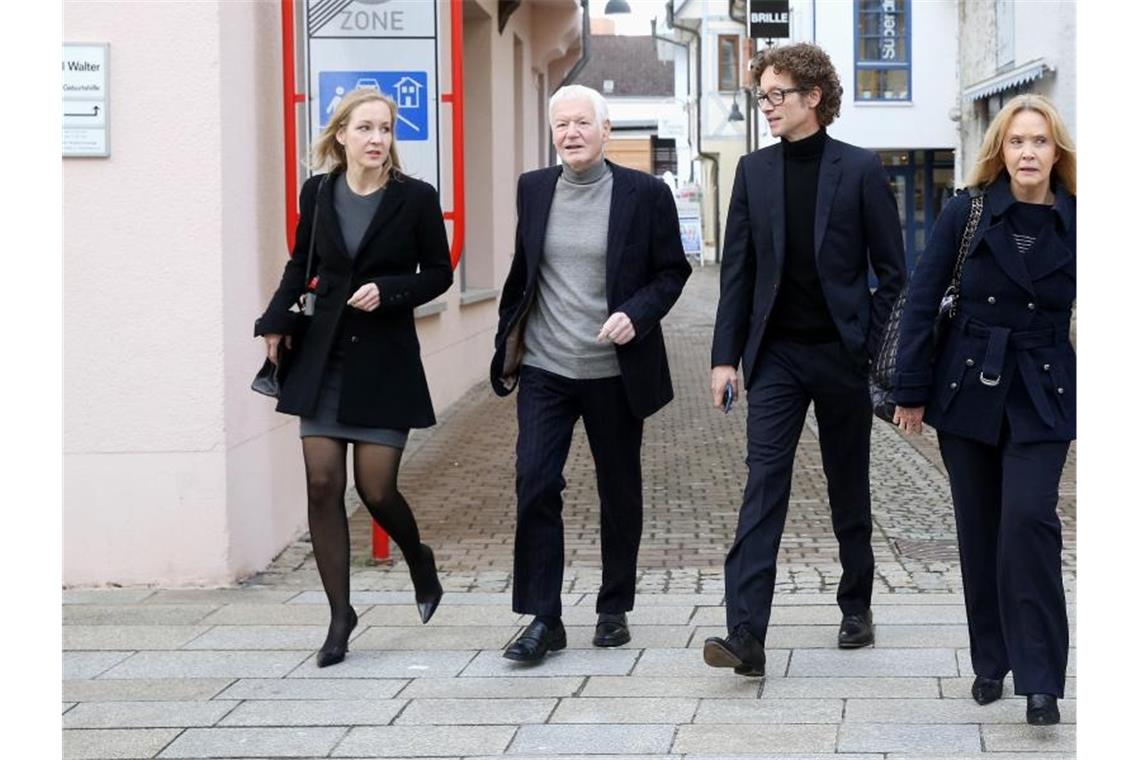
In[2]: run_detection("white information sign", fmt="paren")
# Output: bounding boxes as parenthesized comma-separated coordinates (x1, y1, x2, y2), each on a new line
(306, 0, 440, 189)
(63, 43, 109, 157)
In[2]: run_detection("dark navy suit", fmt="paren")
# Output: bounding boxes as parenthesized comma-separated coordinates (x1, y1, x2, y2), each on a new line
(711, 135, 907, 643)
(490, 161, 691, 617)
(895, 174, 1075, 697)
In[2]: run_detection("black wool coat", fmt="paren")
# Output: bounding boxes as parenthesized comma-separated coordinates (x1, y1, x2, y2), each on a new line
(256, 171, 453, 428)
(894, 174, 1076, 444)
(489, 161, 692, 420)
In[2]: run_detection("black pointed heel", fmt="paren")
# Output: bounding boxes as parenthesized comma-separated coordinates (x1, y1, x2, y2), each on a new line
(410, 544, 443, 624)
(317, 606, 358, 668)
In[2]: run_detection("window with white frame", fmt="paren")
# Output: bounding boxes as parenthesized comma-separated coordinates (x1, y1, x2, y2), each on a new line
(854, 0, 911, 102)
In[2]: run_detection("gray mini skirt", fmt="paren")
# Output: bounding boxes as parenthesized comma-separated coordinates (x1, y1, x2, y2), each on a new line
(299, 353, 409, 449)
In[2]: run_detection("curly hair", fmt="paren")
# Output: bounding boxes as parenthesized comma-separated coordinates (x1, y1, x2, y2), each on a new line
(750, 43, 843, 127)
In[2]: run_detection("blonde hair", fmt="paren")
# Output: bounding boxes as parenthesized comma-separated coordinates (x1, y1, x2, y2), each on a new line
(310, 88, 403, 178)
(966, 94, 1076, 195)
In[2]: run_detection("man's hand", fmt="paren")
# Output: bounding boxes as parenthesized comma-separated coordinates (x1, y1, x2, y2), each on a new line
(597, 312, 636, 345)
(711, 365, 739, 409)
(347, 283, 381, 312)
(894, 405, 925, 435)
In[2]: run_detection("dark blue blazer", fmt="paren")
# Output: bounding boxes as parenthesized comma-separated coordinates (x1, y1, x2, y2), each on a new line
(489, 160, 692, 420)
(711, 135, 907, 383)
(893, 174, 1076, 444)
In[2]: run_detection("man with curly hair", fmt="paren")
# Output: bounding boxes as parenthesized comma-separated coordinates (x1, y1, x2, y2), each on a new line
(704, 43, 907, 677)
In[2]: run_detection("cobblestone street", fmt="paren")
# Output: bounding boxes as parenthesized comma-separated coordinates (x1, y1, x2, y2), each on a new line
(63, 266, 1078, 759)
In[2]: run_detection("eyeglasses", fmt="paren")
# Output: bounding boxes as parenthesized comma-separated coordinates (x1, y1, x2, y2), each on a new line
(753, 87, 809, 106)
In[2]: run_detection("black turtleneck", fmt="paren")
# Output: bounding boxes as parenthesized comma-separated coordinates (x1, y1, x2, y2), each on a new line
(767, 127, 840, 344)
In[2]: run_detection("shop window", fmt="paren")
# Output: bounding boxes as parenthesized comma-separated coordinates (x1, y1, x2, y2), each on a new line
(855, 0, 911, 101)
(718, 35, 740, 92)
(651, 136, 677, 177)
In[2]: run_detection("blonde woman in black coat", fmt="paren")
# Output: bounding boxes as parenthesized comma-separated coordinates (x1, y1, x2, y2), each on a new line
(256, 89, 452, 667)
(893, 94, 1075, 725)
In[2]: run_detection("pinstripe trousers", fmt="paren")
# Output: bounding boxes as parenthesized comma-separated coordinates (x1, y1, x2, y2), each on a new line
(512, 365, 644, 617)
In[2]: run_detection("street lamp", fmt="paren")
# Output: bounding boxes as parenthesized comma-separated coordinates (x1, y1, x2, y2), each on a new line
(728, 90, 744, 121)
(604, 0, 631, 12)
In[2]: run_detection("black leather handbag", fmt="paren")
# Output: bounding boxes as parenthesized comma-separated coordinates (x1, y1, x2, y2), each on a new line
(252, 175, 329, 398)
(869, 188, 985, 423)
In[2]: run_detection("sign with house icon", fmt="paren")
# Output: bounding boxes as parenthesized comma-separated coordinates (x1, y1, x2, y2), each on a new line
(317, 70, 430, 141)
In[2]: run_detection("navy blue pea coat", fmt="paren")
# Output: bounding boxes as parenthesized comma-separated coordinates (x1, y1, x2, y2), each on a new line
(255, 171, 453, 429)
(894, 174, 1076, 445)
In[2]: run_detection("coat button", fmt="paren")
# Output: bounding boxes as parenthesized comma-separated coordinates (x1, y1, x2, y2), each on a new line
(1043, 363, 1051, 370)
(950, 381, 958, 390)
(965, 358, 975, 367)
(350, 336, 359, 343)
(1027, 302, 1036, 310)
(987, 296, 996, 304)
(1057, 387, 1065, 394)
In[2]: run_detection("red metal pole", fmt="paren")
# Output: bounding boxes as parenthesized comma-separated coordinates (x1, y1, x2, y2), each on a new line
(441, 0, 465, 270)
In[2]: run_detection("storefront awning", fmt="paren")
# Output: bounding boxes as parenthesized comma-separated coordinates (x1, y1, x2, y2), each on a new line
(963, 59, 1052, 101)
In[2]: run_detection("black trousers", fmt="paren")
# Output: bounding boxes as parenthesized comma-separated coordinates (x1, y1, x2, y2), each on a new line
(512, 365, 644, 617)
(725, 338, 875, 642)
(938, 427, 1069, 697)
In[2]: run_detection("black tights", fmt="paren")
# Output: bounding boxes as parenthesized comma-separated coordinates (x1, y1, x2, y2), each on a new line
(302, 436, 426, 642)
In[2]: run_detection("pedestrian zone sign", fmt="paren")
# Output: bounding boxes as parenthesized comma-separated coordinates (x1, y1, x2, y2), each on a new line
(319, 71, 428, 141)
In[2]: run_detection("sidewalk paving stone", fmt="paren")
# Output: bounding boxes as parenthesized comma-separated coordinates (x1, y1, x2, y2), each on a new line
(332, 725, 516, 756)
(580, 676, 761, 699)
(632, 648, 790, 678)
(693, 698, 843, 723)
(63, 728, 181, 759)
(463, 649, 640, 678)
(215, 678, 407, 701)
(396, 697, 558, 725)
(63, 677, 233, 702)
(145, 589, 300, 605)
(64, 604, 218, 626)
(837, 723, 981, 753)
(788, 648, 960, 677)
(63, 589, 157, 605)
(672, 724, 839, 754)
(561, 626, 692, 649)
(358, 604, 522, 627)
(981, 724, 1077, 752)
(938, 675, 1076, 699)
(559, 606, 697, 626)
(351, 625, 521, 651)
(63, 700, 239, 728)
(399, 676, 584, 699)
(200, 604, 359, 626)
(219, 699, 406, 726)
(64, 651, 134, 680)
(887, 754, 1075, 760)
(759, 676, 940, 699)
(99, 651, 310, 680)
(64, 624, 212, 651)
(182, 625, 362, 651)
(549, 697, 698, 724)
(157, 726, 348, 757)
(844, 697, 1076, 724)
(510, 725, 675, 755)
(288, 650, 476, 679)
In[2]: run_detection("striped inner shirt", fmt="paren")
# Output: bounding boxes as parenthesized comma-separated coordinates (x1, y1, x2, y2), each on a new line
(1011, 233, 1036, 255)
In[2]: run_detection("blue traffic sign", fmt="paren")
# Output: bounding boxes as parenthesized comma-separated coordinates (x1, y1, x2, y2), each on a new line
(318, 70, 429, 141)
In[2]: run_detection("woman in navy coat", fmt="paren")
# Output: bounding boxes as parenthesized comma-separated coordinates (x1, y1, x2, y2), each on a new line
(893, 94, 1075, 726)
(256, 90, 451, 667)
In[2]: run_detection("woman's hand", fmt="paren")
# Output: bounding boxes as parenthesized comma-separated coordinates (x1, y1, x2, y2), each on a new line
(347, 283, 381, 312)
(264, 333, 292, 365)
(894, 405, 925, 435)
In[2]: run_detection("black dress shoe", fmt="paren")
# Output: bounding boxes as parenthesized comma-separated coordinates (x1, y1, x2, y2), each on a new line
(593, 612, 631, 647)
(1026, 694, 1060, 725)
(837, 610, 874, 648)
(503, 618, 567, 662)
(971, 676, 1004, 705)
(409, 544, 443, 624)
(316, 607, 358, 668)
(702, 624, 766, 677)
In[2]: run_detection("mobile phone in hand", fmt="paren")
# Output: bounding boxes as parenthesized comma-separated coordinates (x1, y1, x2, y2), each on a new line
(723, 383, 734, 414)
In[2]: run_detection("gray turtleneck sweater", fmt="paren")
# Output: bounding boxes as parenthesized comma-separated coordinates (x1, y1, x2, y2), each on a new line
(521, 159, 619, 379)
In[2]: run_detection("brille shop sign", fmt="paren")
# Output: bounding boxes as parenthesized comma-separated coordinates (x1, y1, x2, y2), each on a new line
(749, 0, 790, 39)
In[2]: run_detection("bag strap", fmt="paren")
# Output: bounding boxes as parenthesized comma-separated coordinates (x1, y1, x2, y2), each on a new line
(945, 188, 986, 318)
(300, 173, 332, 299)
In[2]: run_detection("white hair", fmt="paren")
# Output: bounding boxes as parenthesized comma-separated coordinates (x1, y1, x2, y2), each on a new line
(548, 84, 609, 125)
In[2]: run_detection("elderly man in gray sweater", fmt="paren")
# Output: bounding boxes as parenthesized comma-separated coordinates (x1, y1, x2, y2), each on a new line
(490, 85, 692, 663)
